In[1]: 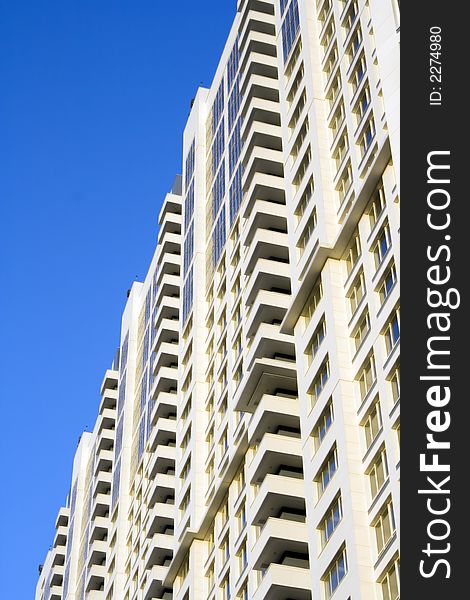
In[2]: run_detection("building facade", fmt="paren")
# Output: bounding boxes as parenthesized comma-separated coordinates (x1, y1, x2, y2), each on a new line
(37, 1, 400, 599)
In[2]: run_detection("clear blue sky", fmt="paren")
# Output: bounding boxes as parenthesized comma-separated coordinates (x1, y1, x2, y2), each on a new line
(0, 1, 233, 597)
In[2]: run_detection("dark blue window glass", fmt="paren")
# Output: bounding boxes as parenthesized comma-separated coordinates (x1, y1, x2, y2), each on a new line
(282, 0, 300, 62)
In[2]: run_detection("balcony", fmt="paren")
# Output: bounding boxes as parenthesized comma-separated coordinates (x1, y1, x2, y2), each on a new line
(153, 342, 179, 374)
(243, 228, 289, 276)
(147, 416, 177, 451)
(50, 565, 64, 587)
(242, 124, 282, 178)
(240, 73, 279, 113)
(247, 432, 303, 485)
(97, 427, 114, 452)
(143, 565, 170, 600)
(240, 29, 277, 77)
(49, 585, 63, 600)
(244, 257, 290, 306)
(234, 356, 297, 413)
(86, 563, 106, 592)
(151, 322, 179, 356)
(96, 408, 116, 435)
(100, 369, 118, 397)
(94, 448, 113, 475)
(87, 539, 108, 568)
(92, 492, 111, 519)
(147, 444, 176, 479)
(245, 323, 295, 376)
(240, 51, 278, 94)
(251, 517, 309, 571)
(238, 8, 275, 55)
(250, 474, 305, 528)
(247, 393, 300, 445)
(146, 472, 176, 509)
(245, 290, 290, 339)
(240, 98, 281, 144)
(53, 525, 68, 548)
(145, 501, 175, 538)
(154, 296, 180, 330)
(253, 563, 311, 600)
(54, 506, 69, 529)
(149, 366, 179, 399)
(243, 172, 285, 219)
(144, 532, 175, 570)
(149, 391, 177, 424)
(154, 274, 180, 308)
(89, 515, 109, 543)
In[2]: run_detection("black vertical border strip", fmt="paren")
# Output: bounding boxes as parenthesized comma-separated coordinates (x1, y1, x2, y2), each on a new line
(402, 1, 467, 597)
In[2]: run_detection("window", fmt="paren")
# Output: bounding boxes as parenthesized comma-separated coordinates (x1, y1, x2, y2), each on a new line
(380, 557, 400, 600)
(357, 353, 376, 402)
(303, 278, 323, 322)
(289, 89, 306, 133)
(185, 140, 195, 185)
(374, 499, 396, 554)
(212, 166, 226, 219)
(306, 316, 326, 366)
(213, 207, 227, 267)
(220, 535, 230, 565)
(295, 176, 315, 220)
(220, 428, 229, 457)
(389, 366, 400, 404)
(372, 223, 391, 268)
(333, 131, 349, 171)
(348, 25, 363, 61)
(337, 161, 353, 204)
(206, 562, 215, 594)
(319, 495, 342, 548)
(298, 209, 318, 252)
(228, 79, 240, 133)
(317, 446, 338, 496)
(324, 546, 348, 598)
(183, 222, 194, 274)
(238, 541, 248, 574)
(228, 120, 241, 177)
(312, 399, 334, 451)
(346, 226, 364, 274)
(212, 121, 225, 176)
(363, 399, 382, 450)
(352, 310, 370, 351)
(379, 262, 397, 303)
(309, 358, 330, 406)
(221, 576, 231, 600)
(327, 72, 342, 110)
(348, 270, 366, 315)
(282, 0, 300, 62)
(369, 448, 388, 500)
(359, 117, 376, 157)
(369, 184, 386, 228)
(351, 54, 366, 93)
(181, 457, 191, 481)
(343, 0, 359, 34)
(355, 83, 371, 124)
(220, 499, 229, 529)
(179, 554, 189, 585)
(227, 41, 239, 92)
(183, 268, 194, 324)
(184, 180, 195, 229)
(229, 166, 243, 226)
(212, 80, 225, 135)
(237, 503, 247, 534)
(329, 100, 345, 140)
(384, 309, 400, 355)
(323, 43, 339, 81)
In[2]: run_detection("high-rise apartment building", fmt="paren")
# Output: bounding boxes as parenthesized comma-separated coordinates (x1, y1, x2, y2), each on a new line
(36, 1, 399, 600)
